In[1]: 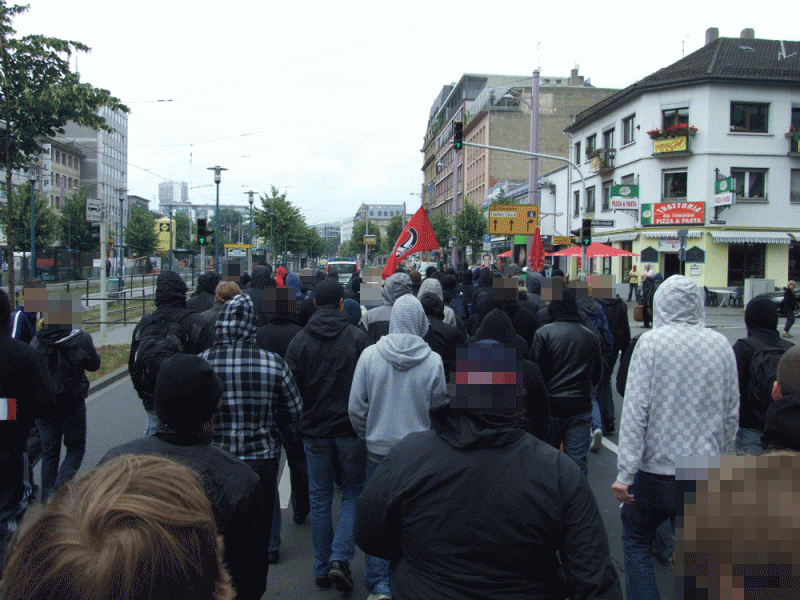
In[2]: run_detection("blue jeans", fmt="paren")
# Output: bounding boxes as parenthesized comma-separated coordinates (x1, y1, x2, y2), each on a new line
(37, 401, 87, 499)
(545, 411, 592, 477)
(304, 437, 366, 578)
(364, 452, 392, 596)
(621, 470, 676, 600)
(144, 410, 161, 436)
(270, 484, 281, 553)
(735, 427, 764, 456)
(591, 397, 603, 434)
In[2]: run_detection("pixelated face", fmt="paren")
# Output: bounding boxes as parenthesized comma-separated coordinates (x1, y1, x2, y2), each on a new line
(264, 287, 296, 316)
(26, 287, 81, 326)
(541, 277, 564, 302)
(448, 345, 524, 412)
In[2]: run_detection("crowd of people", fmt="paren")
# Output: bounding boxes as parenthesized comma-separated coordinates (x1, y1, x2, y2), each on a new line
(1, 260, 800, 599)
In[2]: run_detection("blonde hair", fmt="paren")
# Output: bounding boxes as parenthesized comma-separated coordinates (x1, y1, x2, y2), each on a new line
(215, 281, 241, 303)
(2, 454, 233, 600)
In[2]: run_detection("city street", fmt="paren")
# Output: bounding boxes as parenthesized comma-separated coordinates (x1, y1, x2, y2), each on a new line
(41, 301, 779, 600)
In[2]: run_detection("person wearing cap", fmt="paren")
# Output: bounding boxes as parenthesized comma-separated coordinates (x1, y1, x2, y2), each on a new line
(349, 294, 447, 600)
(285, 278, 370, 593)
(102, 354, 270, 600)
(732, 295, 794, 455)
(761, 345, 800, 452)
(354, 343, 621, 599)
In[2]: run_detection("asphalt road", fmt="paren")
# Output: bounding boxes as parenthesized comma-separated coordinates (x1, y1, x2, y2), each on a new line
(59, 303, 790, 600)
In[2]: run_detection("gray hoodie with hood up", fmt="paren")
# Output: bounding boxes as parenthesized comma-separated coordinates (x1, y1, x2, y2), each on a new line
(617, 275, 739, 485)
(361, 272, 412, 344)
(349, 294, 446, 456)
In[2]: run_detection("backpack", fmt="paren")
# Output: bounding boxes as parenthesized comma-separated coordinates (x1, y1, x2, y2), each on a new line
(131, 310, 193, 411)
(451, 292, 468, 322)
(31, 338, 83, 406)
(744, 337, 791, 428)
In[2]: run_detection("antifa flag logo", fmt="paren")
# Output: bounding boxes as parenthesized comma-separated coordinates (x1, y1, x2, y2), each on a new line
(395, 227, 418, 258)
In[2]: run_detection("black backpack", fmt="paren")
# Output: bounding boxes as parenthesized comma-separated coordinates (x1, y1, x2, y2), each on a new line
(131, 310, 192, 411)
(744, 337, 791, 428)
(32, 338, 83, 406)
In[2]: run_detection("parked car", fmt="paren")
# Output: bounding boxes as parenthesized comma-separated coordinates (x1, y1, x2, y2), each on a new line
(326, 260, 358, 285)
(764, 288, 800, 318)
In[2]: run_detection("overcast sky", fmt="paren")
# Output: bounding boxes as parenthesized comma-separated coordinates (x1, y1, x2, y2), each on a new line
(15, 1, 797, 225)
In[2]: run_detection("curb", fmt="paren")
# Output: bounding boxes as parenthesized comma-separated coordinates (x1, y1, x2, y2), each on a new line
(89, 366, 130, 396)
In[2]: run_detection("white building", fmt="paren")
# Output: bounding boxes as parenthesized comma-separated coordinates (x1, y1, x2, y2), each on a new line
(559, 28, 800, 288)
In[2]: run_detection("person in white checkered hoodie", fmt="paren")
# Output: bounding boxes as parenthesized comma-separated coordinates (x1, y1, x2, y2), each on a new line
(612, 275, 738, 599)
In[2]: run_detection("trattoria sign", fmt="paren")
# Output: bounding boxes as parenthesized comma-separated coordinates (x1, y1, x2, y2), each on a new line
(641, 202, 705, 226)
(653, 136, 688, 153)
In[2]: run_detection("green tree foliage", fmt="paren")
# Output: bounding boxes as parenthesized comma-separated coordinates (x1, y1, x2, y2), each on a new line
(173, 211, 194, 249)
(384, 214, 404, 254)
(322, 234, 341, 258)
(0, 180, 58, 251)
(0, 1, 128, 299)
(428, 210, 452, 248)
(253, 186, 318, 259)
(454, 201, 488, 258)
(342, 220, 381, 258)
(125, 204, 158, 257)
(59, 188, 97, 252)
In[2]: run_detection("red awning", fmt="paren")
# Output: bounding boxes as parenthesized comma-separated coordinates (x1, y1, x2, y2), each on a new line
(545, 242, 639, 258)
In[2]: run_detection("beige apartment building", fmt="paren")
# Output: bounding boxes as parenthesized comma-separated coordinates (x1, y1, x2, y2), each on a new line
(421, 70, 617, 217)
(48, 140, 83, 212)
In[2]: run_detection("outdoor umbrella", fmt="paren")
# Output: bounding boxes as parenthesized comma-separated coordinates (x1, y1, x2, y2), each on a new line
(528, 227, 545, 271)
(498, 249, 512, 258)
(545, 242, 638, 258)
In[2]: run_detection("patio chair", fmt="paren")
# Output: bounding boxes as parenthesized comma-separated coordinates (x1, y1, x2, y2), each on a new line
(731, 286, 744, 307)
(704, 286, 718, 307)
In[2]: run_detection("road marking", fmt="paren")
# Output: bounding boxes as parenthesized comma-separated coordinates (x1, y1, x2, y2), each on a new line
(279, 458, 291, 508)
(602, 436, 619, 454)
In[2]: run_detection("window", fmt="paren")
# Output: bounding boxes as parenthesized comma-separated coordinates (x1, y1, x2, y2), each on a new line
(792, 170, 800, 204)
(662, 107, 689, 129)
(574, 141, 581, 164)
(730, 102, 769, 133)
(586, 134, 597, 157)
(622, 114, 636, 144)
(55, 173, 60, 185)
(663, 170, 687, 199)
(792, 107, 800, 131)
(732, 169, 767, 200)
(587, 186, 596, 213)
(602, 181, 613, 211)
(603, 128, 615, 150)
(573, 190, 580, 217)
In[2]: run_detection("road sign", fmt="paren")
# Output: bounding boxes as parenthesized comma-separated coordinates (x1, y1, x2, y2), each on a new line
(552, 236, 573, 245)
(487, 204, 539, 235)
(86, 198, 102, 222)
(223, 243, 252, 249)
(363, 235, 377, 246)
(159, 222, 171, 232)
(591, 220, 615, 227)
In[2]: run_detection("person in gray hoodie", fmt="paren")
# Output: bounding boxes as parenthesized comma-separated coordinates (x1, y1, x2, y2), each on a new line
(417, 276, 458, 330)
(361, 272, 412, 345)
(349, 293, 446, 600)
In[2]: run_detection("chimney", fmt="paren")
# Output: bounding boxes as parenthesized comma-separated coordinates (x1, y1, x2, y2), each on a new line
(705, 27, 719, 45)
(740, 28, 755, 39)
(569, 68, 584, 86)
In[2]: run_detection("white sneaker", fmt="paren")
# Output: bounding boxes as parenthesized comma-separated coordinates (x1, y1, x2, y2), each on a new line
(590, 428, 603, 453)
(367, 595, 392, 600)
(783, 331, 792, 338)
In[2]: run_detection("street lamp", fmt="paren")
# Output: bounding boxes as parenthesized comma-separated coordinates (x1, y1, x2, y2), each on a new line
(118, 194, 124, 282)
(207, 166, 227, 274)
(27, 166, 37, 279)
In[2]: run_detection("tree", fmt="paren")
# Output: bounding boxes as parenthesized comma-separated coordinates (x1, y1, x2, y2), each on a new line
(60, 188, 96, 252)
(322, 234, 341, 258)
(384, 213, 404, 254)
(0, 1, 128, 299)
(253, 186, 309, 259)
(429, 210, 452, 249)
(343, 220, 381, 259)
(454, 201, 487, 258)
(0, 180, 58, 251)
(125, 204, 158, 257)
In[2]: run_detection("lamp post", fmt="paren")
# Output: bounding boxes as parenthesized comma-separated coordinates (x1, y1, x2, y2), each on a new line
(27, 167, 37, 279)
(207, 166, 227, 274)
(245, 190, 255, 269)
(118, 194, 124, 282)
(270, 203, 275, 264)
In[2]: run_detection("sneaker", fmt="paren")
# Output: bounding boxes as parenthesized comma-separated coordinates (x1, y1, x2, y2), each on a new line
(590, 428, 603, 453)
(367, 595, 392, 600)
(314, 575, 331, 590)
(327, 560, 354, 592)
(783, 331, 792, 338)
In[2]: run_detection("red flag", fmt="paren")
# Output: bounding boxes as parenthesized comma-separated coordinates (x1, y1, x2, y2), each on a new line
(528, 227, 545, 272)
(382, 206, 440, 279)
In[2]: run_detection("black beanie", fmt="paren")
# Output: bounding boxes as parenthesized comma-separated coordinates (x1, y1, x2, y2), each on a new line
(745, 295, 779, 331)
(314, 279, 344, 306)
(154, 355, 224, 428)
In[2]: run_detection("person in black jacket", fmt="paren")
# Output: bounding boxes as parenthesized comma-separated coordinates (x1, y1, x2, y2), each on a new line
(531, 287, 603, 477)
(187, 271, 222, 313)
(32, 307, 101, 503)
(129, 271, 210, 435)
(102, 354, 269, 600)
(781, 280, 798, 338)
(596, 296, 631, 434)
(284, 279, 370, 592)
(353, 347, 621, 600)
(420, 292, 466, 382)
(244, 265, 277, 328)
(0, 289, 57, 575)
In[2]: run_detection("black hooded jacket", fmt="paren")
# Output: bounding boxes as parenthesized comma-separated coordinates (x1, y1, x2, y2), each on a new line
(32, 326, 101, 405)
(187, 272, 221, 313)
(354, 404, 622, 600)
(244, 266, 276, 328)
(285, 308, 369, 438)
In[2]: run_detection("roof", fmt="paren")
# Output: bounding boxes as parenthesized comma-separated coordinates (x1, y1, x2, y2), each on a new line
(566, 37, 800, 132)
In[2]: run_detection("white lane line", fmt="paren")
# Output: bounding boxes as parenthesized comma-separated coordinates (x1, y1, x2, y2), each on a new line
(279, 459, 291, 508)
(602, 436, 619, 454)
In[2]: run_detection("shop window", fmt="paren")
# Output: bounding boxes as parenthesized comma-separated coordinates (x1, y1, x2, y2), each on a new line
(727, 243, 765, 287)
(730, 102, 769, 133)
(663, 170, 687, 199)
(662, 107, 689, 129)
(622, 114, 636, 144)
(732, 169, 767, 201)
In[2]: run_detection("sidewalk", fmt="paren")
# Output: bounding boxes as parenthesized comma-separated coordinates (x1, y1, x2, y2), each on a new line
(90, 322, 139, 348)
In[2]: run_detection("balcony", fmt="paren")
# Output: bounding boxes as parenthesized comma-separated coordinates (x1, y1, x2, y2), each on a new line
(648, 125, 697, 157)
(787, 133, 800, 156)
(587, 148, 616, 174)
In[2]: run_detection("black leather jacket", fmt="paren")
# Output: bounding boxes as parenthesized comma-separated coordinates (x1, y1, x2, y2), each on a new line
(531, 321, 603, 416)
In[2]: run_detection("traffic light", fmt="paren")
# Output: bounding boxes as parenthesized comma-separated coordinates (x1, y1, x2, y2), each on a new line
(453, 121, 463, 151)
(197, 218, 207, 245)
(91, 222, 101, 243)
(571, 227, 581, 246)
(581, 218, 592, 247)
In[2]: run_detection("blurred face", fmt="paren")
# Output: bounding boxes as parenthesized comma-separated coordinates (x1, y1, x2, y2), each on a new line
(482, 254, 491, 267)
